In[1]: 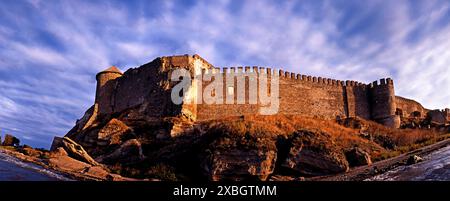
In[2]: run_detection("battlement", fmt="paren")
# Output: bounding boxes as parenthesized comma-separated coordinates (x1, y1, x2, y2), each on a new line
(200, 66, 372, 89)
(368, 78, 394, 88)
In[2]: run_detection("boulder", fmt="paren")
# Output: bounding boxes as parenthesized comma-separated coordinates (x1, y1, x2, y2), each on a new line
(48, 155, 91, 172)
(20, 147, 43, 158)
(427, 110, 447, 124)
(96, 118, 133, 146)
(82, 166, 110, 179)
(282, 129, 349, 176)
(2, 134, 20, 146)
(338, 117, 363, 129)
(60, 137, 100, 166)
(345, 147, 372, 167)
(50, 136, 63, 151)
(96, 139, 144, 165)
(407, 155, 423, 165)
(50, 147, 68, 157)
(204, 149, 277, 181)
(22, 144, 32, 149)
(201, 125, 277, 181)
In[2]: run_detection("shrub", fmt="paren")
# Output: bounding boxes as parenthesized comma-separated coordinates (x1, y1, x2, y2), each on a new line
(145, 164, 178, 181)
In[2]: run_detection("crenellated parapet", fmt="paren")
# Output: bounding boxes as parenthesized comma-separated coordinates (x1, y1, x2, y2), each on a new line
(201, 66, 375, 90)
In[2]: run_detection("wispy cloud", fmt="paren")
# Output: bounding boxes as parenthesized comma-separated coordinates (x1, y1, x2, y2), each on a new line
(0, 0, 449, 148)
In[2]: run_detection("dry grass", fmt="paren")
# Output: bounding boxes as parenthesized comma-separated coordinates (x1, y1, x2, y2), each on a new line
(337, 118, 449, 161)
(203, 114, 385, 156)
(201, 114, 447, 162)
(361, 119, 438, 146)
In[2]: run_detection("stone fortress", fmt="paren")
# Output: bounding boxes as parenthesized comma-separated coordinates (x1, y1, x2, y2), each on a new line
(92, 54, 449, 131)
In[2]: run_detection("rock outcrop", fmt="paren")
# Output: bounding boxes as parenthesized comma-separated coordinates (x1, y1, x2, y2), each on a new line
(19, 147, 44, 158)
(50, 136, 63, 151)
(97, 118, 133, 146)
(203, 149, 277, 181)
(96, 139, 144, 165)
(60, 137, 100, 166)
(1, 134, 20, 146)
(427, 110, 447, 124)
(283, 130, 349, 176)
(200, 122, 278, 181)
(345, 147, 372, 167)
(407, 155, 423, 165)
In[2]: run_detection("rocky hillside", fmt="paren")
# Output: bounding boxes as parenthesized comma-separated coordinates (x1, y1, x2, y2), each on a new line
(47, 108, 450, 181)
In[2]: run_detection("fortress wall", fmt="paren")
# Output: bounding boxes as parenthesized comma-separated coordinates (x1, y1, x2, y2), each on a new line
(395, 96, 427, 118)
(196, 68, 355, 120)
(345, 83, 371, 119)
(111, 55, 212, 120)
(93, 54, 412, 128)
(277, 71, 347, 119)
(112, 58, 168, 116)
(183, 55, 213, 120)
(196, 67, 262, 120)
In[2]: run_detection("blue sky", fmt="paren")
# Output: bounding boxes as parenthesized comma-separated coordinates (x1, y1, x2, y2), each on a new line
(0, 0, 449, 148)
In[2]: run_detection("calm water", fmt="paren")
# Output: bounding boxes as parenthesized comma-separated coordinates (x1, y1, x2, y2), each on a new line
(0, 151, 71, 181)
(368, 145, 450, 181)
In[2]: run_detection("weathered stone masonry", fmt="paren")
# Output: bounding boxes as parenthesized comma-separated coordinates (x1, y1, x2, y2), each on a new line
(91, 54, 448, 129)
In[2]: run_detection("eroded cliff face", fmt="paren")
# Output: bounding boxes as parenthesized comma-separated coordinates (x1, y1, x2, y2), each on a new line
(53, 106, 404, 181)
(282, 130, 349, 176)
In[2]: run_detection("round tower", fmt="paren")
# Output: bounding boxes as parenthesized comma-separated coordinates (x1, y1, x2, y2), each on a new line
(95, 66, 123, 115)
(369, 78, 400, 128)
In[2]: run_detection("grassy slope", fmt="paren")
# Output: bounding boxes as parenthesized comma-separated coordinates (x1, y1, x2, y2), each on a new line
(201, 115, 450, 162)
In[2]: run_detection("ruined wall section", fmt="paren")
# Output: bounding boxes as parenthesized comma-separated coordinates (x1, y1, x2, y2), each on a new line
(105, 55, 211, 120)
(395, 96, 428, 119)
(112, 58, 166, 116)
(179, 55, 213, 121)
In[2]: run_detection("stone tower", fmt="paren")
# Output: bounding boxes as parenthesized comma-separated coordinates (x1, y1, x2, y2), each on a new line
(369, 78, 400, 128)
(95, 66, 123, 115)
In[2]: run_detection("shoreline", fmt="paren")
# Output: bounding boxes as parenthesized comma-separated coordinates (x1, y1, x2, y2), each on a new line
(0, 148, 95, 181)
(0, 147, 145, 181)
(0, 151, 70, 181)
(310, 137, 450, 181)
